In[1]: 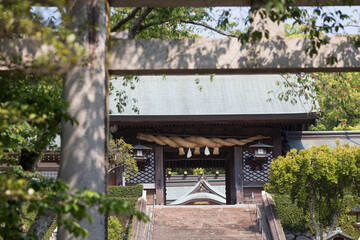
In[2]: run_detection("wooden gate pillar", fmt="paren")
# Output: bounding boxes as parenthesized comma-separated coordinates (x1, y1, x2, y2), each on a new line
(233, 146, 244, 204)
(273, 127, 282, 158)
(226, 146, 244, 204)
(155, 146, 165, 205)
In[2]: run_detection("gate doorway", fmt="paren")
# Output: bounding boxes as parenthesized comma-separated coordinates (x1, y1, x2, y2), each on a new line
(162, 147, 239, 205)
(165, 166, 226, 205)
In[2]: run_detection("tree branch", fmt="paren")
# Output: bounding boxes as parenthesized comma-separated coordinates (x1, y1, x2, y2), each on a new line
(179, 20, 238, 38)
(308, 195, 320, 240)
(111, 7, 141, 32)
(138, 19, 239, 38)
(138, 19, 167, 32)
(129, 7, 153, 39)
(27, 208, 56, 239)
(327, 211, 338, 237)
(320, 221, 324, 240)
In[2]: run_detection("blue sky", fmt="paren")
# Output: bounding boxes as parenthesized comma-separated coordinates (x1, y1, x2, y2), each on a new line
(206, 6, 360, 37)
(34, 6, 360, 37)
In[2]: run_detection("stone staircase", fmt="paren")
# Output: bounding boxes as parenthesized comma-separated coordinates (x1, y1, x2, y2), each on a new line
(151, 205, 262, 240)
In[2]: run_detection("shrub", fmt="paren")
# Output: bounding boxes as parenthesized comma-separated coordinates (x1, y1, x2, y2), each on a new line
(272, 194, 312, 233)
(108, 217, 123, 240)
(107, 185, 144, 240)
(107, 185, 143, 198)
(273, 194, 360, 238)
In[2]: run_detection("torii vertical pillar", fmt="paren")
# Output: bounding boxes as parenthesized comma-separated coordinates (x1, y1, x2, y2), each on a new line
(58, 0, 109, 239)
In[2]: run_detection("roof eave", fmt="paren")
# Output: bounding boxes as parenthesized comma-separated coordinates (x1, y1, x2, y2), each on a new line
(110, 112, 318, 124)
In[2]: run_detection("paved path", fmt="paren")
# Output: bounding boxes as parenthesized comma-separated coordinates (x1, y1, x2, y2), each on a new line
(151, 205, 262, 240)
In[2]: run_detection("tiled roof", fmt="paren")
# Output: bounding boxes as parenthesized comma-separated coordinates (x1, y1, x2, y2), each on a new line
(284, 131, 360, 151)
(110, 75, 314, 116)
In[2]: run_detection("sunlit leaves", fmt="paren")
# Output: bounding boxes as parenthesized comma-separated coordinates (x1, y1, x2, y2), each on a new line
(271, 71, 360, 131)
(0, 74, 74, 166)
(0, 1, 86, 72)
(108, 138, 138, 179)
(239, 3, 351, 60)
(111, 7, 241, 38)
(267, 143, 360, 237)
(0, 166, 148, 239)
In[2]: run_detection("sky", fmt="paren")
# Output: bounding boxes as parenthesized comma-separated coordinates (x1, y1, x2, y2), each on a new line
(204, 6, 360, 37)
(34, 6, 360, 38)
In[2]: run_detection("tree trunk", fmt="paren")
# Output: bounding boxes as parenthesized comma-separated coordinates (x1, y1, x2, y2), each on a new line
(57, 0, 109, 239)
(27, 209, 56, 239)
(327, 212, 338, 237)
(320, 221, 324, 240)
(308, 198, 320, 240)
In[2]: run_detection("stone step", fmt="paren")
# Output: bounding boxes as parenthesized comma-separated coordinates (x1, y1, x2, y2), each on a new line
(151, 205, 262, 240)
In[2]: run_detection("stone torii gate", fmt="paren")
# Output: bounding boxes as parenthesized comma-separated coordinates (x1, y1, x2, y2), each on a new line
(1, 0, 360, 239)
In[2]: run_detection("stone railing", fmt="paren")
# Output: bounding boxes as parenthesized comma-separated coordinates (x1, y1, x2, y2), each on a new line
(262, 191, 286, 240)
(132, 193, 148, 240)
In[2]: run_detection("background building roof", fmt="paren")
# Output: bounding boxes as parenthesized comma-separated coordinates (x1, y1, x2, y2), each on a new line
(284, 131, 360, 151)
(109, 75, 314, 117)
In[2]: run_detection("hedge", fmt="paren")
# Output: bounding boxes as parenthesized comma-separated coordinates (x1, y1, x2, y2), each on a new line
(107, 185, 144, 240)
(107, 185, 143, 198)
(272, 194, 311, 233)
(108, 217, 123, 240)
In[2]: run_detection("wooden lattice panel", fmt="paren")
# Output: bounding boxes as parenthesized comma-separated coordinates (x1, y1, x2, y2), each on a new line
(127, 153, 155, 184)
(242, 149, 273, 182)
(42, 153, 60, 163)
(165, 159, 224, 168)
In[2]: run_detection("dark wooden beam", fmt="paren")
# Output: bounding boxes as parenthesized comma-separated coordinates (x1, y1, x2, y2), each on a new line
(110, 113, 318, 124)
(234, 146, 244, 204)
(272, 127, 282, 158)
(164, 151, 228, 161)
(155, 146, 165, 205)
(225, 153, 232, 204)
(165, 158, 224, 161)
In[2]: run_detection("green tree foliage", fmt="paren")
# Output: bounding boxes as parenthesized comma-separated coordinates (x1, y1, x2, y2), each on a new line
(272, 72, 360, 130)
(108, 138, 138, 178)
(0, 74, 72, 170)
(267, 143, 360, 240)
(0, 1, 85, 72)
(271, 24, 360, 130)
(2, 1, 359, 239)
(0, 2, 145, 238)
(110, 7, 240, 39)
(0, 74, 143, 238)
(240, 5, 354, 59)
(0, 166, 148, 239)
(314, 73, 360, 130)
(273, 194, 360, 238)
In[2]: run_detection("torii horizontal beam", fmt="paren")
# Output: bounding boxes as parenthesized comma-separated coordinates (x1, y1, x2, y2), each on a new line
(109, 37, 360, 75)
(2, 37, 359, 74)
